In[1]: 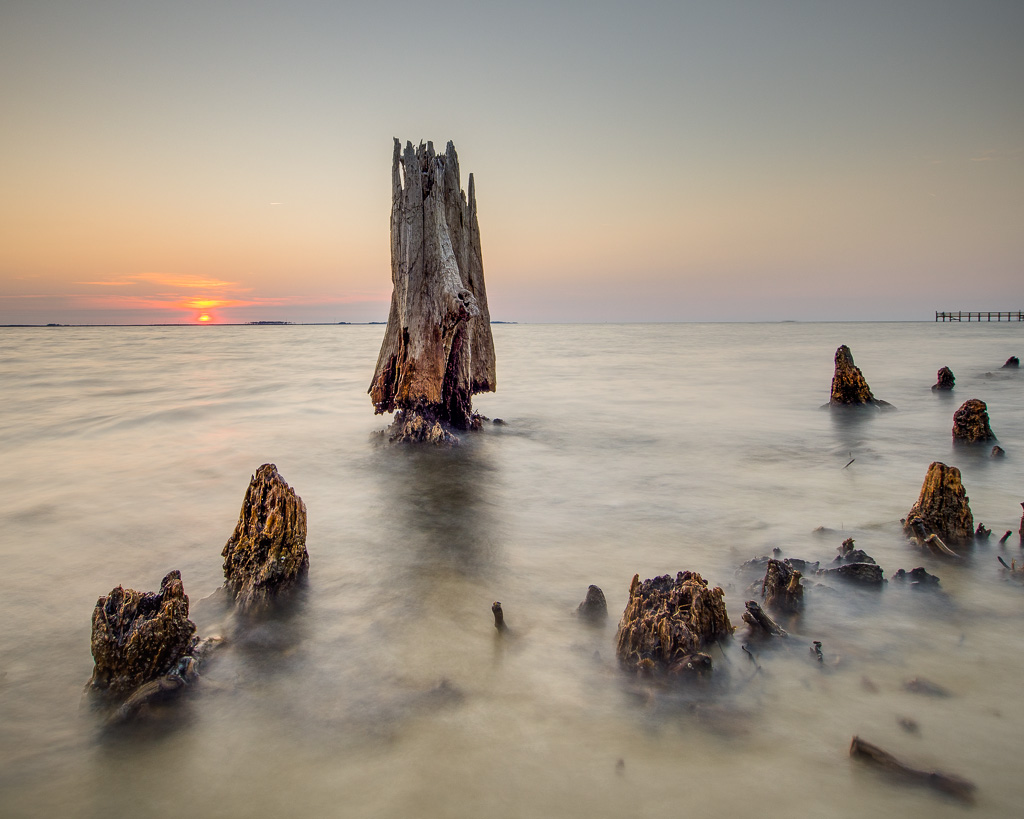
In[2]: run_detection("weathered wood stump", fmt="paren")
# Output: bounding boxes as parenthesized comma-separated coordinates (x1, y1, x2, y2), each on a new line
(742, 600, 787, 635)
(369, 139, 496, 444)
(88, 570, 198, 701)
(903, 462, 974, 546)
(952, 398, 996, 443)
(931, 366, 955, 391)
(615, 572, 732, 675)
(577, 584, 608, 622)
(833, 537, 876, 565)
(829, 345, 888, 407)
(1002, 356, 1020, 369)
(222, 464, 308, 611)
(761, 559, 803, 612)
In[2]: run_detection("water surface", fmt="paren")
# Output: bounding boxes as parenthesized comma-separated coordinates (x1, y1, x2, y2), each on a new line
(1, 322, 1022, 817)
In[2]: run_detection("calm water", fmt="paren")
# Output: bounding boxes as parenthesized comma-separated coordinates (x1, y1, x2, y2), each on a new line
(1, 322, 1022, 817)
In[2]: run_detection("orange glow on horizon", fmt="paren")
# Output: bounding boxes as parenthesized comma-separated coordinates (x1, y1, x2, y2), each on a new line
(198, 314, 211, 322)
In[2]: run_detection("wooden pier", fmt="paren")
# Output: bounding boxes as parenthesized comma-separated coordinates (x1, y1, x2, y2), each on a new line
(935, 311, 1023, 322)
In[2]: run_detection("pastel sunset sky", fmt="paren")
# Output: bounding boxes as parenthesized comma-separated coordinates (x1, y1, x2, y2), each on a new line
(1, 0, 1021, 324)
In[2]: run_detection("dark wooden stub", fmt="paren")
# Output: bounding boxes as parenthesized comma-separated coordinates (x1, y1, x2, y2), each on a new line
(935, 311, 1023, 322)
(369, 139, 496, 442)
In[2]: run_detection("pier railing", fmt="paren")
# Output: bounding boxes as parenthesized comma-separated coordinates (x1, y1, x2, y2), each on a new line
(935, 311, 1023, 322)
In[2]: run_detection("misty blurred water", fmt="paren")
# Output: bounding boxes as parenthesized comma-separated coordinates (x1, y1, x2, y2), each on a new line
(1, 322, 1022, 817)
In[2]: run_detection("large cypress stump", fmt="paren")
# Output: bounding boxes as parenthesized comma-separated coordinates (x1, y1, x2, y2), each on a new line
(369, 139, 497, 444)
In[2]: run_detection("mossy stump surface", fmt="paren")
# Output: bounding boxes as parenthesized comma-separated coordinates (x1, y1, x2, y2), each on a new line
(222, 463, 309, 611)
(89, 570, 197, 700)
(615, 572, 732, 675)
(952, 399, 996, 443)
(904, 461, 974, 545)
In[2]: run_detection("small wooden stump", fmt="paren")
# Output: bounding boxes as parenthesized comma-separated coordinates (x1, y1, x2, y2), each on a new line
(88, 570, 198, 701)
(762, 559, 803, 613)
(952, 398, 996, 443)
(931, 366, 955, 391)
(222, 464, 309, 612)
(577, 585, 608, 623)
(615, 572, 732, 675)
(829, 345, 888, 407)
(903, 462, 974, 546)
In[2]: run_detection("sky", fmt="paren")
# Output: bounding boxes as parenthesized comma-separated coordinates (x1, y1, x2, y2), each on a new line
(1, 0, 1022, 324)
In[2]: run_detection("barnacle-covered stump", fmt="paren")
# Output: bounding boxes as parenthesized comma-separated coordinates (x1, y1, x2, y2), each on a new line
(903, 462, 974, 546)
(368, 139, 496, 444)
(829, 345, 888, 407)
(88, 570, 198, 701)
(952, 399, 996, 443)
(222, 463, 308, 611)
(762, 559, 803, 612)
(932, 366, 955, 391)
(615, 572, 733, 676)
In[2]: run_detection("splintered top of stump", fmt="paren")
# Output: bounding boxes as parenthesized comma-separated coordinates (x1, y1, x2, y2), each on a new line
(368, 139, 496, 436)
(905, 461, 974, 544)
(829, 345, 879, 406)
(952, 398, 996, 443)
(615, 571, 732, 673)
(89, 570, 197, 699)
(222, 463, 308, 611)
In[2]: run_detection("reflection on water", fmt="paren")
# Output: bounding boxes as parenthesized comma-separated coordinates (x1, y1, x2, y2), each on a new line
(1, 323, 1023, 818)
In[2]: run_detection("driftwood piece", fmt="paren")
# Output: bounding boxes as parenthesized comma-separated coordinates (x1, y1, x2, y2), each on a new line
(850, 736, 975, 801)
(88, 570, 198, 701)
(742, 600, 786, 636)
(222, 464, 308, 612)
(903, 462, 974, 546)
(615, 572, 732, 675)
(829, 345, 888, 407)
(931, 366, 955, 391)
(761, 559, 803, 612)
(952, 398, 996, 443)
(369, 139, 496, 442)
(577, 585, 608, 623)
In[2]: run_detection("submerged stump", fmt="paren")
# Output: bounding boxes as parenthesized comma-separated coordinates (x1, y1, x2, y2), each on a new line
(952, 398, 996, 443)
(1002, 356, 1020, 369)
(615, 572, 732, 676)
(369, 139, 497, 444)
(88, 570, 198, 701)
(903, 462, 974, 546)
(222, 464, 309, 611)
(931, 366, 955, 391)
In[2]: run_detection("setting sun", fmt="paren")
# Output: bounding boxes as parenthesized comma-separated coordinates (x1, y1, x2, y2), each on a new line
(198, 314, 211, 322)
